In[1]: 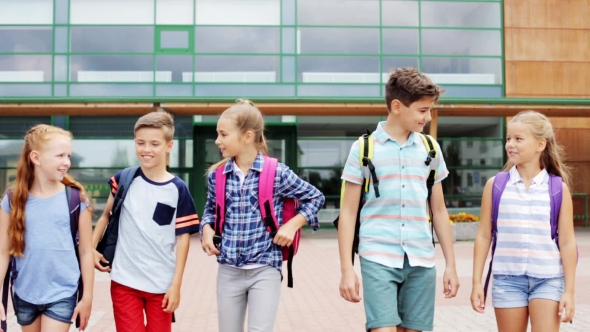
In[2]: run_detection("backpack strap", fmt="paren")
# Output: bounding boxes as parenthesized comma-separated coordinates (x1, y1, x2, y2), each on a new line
(65, 186, 83, 329)
(419, 133, 439, 247)
(360, 130, 379, 198)
(259, 156, 279, 236)
(483, 171, 510, 302)
(214, 165, 228, 244)
(2, 190, 18, 332)
(549, 175, 563, 244)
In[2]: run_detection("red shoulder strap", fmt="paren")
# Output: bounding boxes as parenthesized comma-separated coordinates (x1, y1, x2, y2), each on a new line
(259, 156, 279, 233)
(214, 166, 227, 236)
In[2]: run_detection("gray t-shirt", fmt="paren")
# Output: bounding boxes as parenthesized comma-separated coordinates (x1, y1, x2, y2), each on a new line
(108, 169, 199, 294)
(0, 190, 88, 304)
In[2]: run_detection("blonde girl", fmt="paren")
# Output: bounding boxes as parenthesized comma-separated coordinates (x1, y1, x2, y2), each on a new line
(471, 111, 577, 332)
(0, 125, 94, 332)
(200, 100, 325, 332)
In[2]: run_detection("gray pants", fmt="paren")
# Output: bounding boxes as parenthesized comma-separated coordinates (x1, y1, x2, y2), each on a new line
(217, 264, 282, 332)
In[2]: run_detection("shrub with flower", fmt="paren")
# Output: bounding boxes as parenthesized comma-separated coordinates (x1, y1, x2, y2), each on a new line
(448, 212, 480, 224)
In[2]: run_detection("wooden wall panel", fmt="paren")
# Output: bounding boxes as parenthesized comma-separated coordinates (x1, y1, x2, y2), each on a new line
(504, 0, 590, 29)
(506, 62, 590, 97)
(505, 28, 590, 62)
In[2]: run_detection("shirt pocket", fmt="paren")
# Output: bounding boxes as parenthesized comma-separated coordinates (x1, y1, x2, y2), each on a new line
(152, 202, 176, 226)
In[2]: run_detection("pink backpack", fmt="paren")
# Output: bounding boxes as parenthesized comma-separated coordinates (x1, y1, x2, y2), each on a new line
(214, 156, 300, 288)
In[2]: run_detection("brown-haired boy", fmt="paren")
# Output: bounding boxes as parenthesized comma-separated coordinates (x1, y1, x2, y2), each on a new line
(338, 67, 459, 332)
(92, 111, 199, 332)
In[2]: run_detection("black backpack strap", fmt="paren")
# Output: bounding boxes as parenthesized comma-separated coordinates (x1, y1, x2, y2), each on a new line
(361, 130, 380, 198)
(421, 134, 437, 247)
(66, 186, 83, 329)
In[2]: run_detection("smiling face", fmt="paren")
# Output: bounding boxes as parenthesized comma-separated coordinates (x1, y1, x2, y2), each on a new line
(505, 121, 546, 166)
(29, 134, 72, 182)
(134, 127, 173, 170)
(390, 96, 435, 133)
(215, 115, 252, 158)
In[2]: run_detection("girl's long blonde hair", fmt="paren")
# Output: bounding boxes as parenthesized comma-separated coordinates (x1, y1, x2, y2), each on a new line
(8, 124, 91, 257)
(503, 110, 571, 188)
(208, 99, 269, 172)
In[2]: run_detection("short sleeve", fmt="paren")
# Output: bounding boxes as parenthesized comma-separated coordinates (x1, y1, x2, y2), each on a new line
(173, 179, 200, 235)
(432, 140, 449, 184)
(1, 193, 10, 214)
(341, 140, 363, 185)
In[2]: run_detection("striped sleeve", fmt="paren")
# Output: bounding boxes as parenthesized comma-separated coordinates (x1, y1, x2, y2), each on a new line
(173, 179, 200, 235)
(341, 140, 363, 185)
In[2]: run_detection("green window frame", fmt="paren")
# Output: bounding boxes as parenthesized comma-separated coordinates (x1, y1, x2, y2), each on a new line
(155, 26, 194, 54)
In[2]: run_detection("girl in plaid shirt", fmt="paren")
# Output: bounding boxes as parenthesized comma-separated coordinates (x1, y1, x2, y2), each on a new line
(201, 99, 325, 332)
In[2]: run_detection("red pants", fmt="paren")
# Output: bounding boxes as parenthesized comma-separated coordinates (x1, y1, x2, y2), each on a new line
(111, 281, 172, 332)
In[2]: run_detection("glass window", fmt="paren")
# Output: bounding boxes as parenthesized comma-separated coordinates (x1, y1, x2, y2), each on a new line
(437, 85, 503, 98)
(298, 140, 355, 167)
(69, 84, 153, 97)
(55, 0, 69, 24)
(70, 26, 154, 53)
(421, 58, 502, 84)
(440, 140, 504, 168)
(196, 0, 280, 26)
(0, 55, 52, 82)
(156, 84, 192, 97)
(70, 55, 155, 82)
(161, 31, 189, 49)
(282, 56, 295, 83)
(282, 0, 295, 25)
(0, 117, 51, 138)
(282, 28, 296, 54)
(0, 84, 51, 97)
(298, 56, 380, 83)
(54, 83, 67, 96)
(0, 0, 53, 24)
(297, 84, 380, 97)
(70, 0, 154, 24)
(382, 29, 419, 55)
(298, 28, 379, 54)
(381, 0, 419, 26)
(54, 26, 68, 53)
(192, 56, 280, 83)
(156, 0, 194, 25)
(54, 55, 68, 81)
(299, 169, 342, 198)
(156, 55, 193, 82)
(297, 0, 379, 26)
(0, 27, 52, 53)
(382, 57, 419, 82)
(195, 27, 280, 54)
(421, 2, 501, 28)
(195, 84, 294, 97)
(444, 169, 498, 196)
(422, 30, 502, 56)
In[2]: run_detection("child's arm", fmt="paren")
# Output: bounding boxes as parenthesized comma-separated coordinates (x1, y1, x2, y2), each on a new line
(163, 233, 190, 313)
(470, 177, 494, 313)
(201, 171, 220, 256)
(71, 207, 94, 329)
(273, 165, 325, 246)
(557, 183, 576, 323)
(430, 182, 459, 298)
(337, 181, 362, 303)
(91, 193, 114, 272)
(0, 207, 10, 327)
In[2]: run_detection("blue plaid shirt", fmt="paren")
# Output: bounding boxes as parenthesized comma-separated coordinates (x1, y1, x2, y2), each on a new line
(201, 154, 325, 272)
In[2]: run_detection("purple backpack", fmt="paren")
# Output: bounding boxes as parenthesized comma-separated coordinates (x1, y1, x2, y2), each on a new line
(483, 171, 564, 302)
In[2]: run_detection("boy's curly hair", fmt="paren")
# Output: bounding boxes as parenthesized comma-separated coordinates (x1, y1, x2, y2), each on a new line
(385, 67, 444, 112)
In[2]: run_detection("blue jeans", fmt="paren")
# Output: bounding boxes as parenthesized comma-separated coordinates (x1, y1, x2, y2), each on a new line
(13, 292, 76, 326)
(492, 274, 564, 308)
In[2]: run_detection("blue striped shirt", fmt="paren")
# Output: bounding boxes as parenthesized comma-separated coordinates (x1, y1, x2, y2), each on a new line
(341, 122, 448, 269)
(201, 154, 325, 272)
(492, 166, 563, 278)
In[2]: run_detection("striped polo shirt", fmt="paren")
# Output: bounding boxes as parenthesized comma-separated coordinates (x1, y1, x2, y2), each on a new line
(341, 121, 448, 269)
(492, 166, 563, 278)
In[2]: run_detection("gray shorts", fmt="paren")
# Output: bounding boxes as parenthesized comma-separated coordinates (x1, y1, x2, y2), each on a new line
(361, 256, 436, 331)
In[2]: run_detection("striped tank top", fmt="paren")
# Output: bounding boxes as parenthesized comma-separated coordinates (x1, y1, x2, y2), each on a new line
(492, 166, 563, 278)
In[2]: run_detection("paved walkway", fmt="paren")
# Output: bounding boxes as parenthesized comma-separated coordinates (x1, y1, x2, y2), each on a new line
(3, 228, 590, 331)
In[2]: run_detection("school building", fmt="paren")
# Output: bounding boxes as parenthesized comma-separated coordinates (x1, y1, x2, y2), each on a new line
(0, 0, 589, 225)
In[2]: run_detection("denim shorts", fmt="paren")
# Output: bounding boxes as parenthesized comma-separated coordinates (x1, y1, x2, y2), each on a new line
(13, 292, 77, 326)
(492, 274, 564, 308)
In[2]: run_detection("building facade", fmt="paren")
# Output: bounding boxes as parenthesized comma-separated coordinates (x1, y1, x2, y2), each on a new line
(0, 0, 589, 223)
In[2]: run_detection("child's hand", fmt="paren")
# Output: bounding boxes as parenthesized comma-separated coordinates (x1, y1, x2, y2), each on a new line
(470, 284, 485, 313)
(93, 250, 110, 272)
(443, 267, 460, 298)
(201, 224, 220, 256)
(339, 269, 361, 303)
(162, 285, 180, 313)
(71, 297, 92, 331)
(559, 291, 575, 323)
(274, 223, 297, 247)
